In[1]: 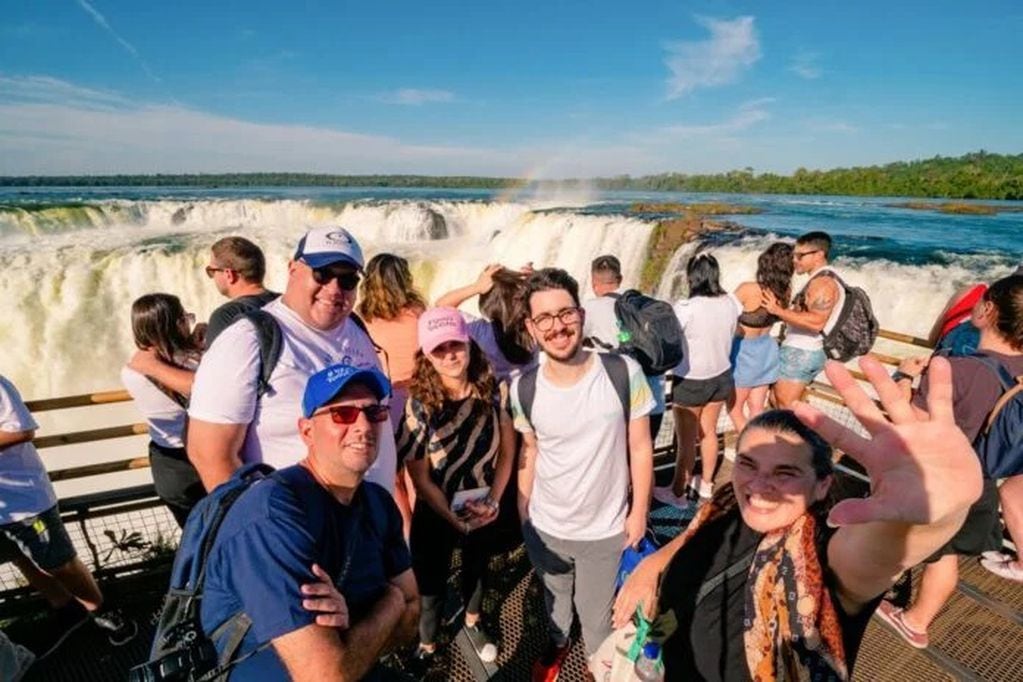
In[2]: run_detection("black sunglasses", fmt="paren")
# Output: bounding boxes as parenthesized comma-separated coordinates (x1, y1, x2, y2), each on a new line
(313, 404, 389, 425)
(310, 267, 361, 291)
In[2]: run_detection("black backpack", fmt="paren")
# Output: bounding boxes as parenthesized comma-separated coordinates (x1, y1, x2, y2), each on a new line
(602, 290, 684, 376)
(812, 272, 879, 362)
(128, 464, 278, 682)
(241, 310, 385, 398)
(516, 353, 631, 428)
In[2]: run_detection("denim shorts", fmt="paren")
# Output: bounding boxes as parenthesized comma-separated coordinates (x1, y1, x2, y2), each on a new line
(778, 345, 827, 384)
(0, 505, 77, 570)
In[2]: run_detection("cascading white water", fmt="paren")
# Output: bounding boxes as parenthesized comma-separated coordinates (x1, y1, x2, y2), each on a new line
(0, 199, 654, 399)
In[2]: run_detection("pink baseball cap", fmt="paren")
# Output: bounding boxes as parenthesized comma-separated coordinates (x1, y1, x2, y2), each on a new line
(418, 307, 470, 354)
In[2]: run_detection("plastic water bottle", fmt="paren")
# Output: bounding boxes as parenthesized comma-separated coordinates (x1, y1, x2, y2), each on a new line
(634, 641, 664, 681)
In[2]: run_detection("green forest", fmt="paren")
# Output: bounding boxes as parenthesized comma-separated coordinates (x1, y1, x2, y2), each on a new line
(3, 151, 1021, 200)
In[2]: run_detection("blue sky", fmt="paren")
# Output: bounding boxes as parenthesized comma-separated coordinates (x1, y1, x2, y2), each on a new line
(1, 0, 1021, 177)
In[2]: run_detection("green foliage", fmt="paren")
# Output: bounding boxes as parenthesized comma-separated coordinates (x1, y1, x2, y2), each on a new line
(1, 151, 1021, 199)
(595, 151, 1023, 200)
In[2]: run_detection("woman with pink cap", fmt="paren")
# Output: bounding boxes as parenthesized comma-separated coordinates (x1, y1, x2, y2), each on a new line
(396, 307, 516, 669)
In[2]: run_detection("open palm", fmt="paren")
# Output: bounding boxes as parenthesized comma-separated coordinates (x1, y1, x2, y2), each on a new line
(794, 356, 982, 529)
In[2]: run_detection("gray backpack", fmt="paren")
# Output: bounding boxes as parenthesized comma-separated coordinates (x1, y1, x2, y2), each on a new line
(797, 271, 879, 362)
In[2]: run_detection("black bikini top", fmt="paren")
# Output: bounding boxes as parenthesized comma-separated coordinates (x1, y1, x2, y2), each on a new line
(738, 306, 778, 329)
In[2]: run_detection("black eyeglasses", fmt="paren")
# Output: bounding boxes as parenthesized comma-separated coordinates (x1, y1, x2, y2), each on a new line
(205, 266, 231, 278)
(311, 267, 361, 291)
(793, 249, 821, 260)
(313, 404, 389, 425)
(530, 307, 582, 331)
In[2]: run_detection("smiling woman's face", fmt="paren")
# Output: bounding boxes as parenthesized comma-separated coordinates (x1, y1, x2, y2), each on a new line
(732, 426, 832, 533)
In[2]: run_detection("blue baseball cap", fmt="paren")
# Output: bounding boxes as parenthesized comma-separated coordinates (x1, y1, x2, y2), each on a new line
(293, 227, 365, 270)
(301, 364, 391, 418)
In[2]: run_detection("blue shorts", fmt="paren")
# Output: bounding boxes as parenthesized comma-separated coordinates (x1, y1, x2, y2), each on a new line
(778, 346, 827, 384)
(730, 335, 780, 388)
(0, 505, 77, 571)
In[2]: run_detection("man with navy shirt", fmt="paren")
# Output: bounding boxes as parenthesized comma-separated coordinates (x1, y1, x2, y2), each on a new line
(199, 364, 419, 680)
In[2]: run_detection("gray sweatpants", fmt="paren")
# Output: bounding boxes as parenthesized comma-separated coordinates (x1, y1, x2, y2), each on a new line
(522, 520, 624, 656)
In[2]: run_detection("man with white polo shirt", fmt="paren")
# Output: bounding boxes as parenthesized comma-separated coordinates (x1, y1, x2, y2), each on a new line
(512, 268, 655, 682)
(187, 227, 397, 494)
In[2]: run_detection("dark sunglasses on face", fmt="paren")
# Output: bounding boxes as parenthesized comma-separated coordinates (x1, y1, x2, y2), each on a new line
(794, 249, 821, 260)
(313, 403, 389, 424)
(530, 307, 582, 331)
(205, 266, 231, 278)
(310, 266, 361, 291)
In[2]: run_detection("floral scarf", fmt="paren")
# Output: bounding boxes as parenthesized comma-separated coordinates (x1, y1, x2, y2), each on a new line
(673, 485, 849, 681)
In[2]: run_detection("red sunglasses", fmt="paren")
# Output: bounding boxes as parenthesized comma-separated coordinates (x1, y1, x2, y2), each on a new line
(313, 404, 389, 425)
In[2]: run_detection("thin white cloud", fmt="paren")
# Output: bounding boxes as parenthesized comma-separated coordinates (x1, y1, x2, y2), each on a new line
(376, 88, 455, 105)
(664, 16, 761, 100)
(0, 74, 129, 108)
(74, 0, 161, 82)
(790, 52, 822, 80)
(808, 120, 859, 134)
(660, 98, 772, 138)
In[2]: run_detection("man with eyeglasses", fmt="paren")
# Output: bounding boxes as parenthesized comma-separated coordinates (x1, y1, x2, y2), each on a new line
(188, 227, 399, 496)
(204, 236, 278, 348)
(197, 363, 419, 681)
(762, 231, 842, 407)
(510, 268, 655, 681)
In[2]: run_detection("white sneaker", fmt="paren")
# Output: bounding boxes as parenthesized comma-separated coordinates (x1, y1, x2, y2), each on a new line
(980, 557, 1023, 583)
(653, 486, 688, 509)
(982, 550, 1010, 562)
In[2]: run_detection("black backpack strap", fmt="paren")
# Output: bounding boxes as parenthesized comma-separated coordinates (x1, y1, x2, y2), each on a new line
(695, 551, 756, 605)
(516, 365, 541, 431)
(241, 310, 283, 399)
(598, 353, 631, 421)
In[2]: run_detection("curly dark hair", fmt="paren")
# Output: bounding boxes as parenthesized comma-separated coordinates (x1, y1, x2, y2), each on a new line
(757, 242, 794, 306)
(409, 339, 498, 420)
(480, 268, 534, 365)
(985, 274, 1023, 350)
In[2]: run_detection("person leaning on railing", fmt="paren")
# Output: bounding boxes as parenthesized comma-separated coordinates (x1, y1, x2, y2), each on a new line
(613, 356, 983, 681)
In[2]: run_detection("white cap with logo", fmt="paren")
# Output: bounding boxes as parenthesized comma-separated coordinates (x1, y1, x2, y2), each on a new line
(294, 227, 365, 270)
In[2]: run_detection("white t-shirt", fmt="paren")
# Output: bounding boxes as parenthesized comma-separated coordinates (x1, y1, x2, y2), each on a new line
(783, 266, 847, 352)
(464, 314, 538, 385)
(671, 294, 742, 380)
(121, 365, 190, 449)
(188, 299, 396, 493)
(0, 376, 58, 524)
(510, 353, 655, 541)
(583, 292, 666, 415)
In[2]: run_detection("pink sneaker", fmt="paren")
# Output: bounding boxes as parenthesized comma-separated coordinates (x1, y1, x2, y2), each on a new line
(653, 486, 689, 509)
(875, 601, 929, 649)
(980, 557, 1023, 583)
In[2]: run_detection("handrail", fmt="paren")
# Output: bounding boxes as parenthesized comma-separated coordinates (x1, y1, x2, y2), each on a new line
(34, 423, 148, 449)
(22, 326, 931, 485)
(25, 389, 133, 413)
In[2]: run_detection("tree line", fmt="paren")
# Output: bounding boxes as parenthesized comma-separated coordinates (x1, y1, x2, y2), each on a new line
(2, 151, 1021, 200)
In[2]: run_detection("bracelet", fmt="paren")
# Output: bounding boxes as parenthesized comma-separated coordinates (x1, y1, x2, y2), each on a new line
(483, 496, 499, 512)
(890, 370, 915, 383)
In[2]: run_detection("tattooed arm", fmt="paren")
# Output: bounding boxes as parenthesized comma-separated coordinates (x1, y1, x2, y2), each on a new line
(763, 275, 839, 333)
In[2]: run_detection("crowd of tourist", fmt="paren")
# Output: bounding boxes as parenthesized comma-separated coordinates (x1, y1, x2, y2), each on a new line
(1, 225, 1021, 682)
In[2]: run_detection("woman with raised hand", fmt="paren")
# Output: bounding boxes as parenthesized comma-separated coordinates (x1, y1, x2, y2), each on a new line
(613, 356, 982, 681)
(435, 263, 538, 384)
(395, 307, 516, 669)
(121, 294, 205, 526)
(728, 242, 794, 433)
(658, 252, 742, 511)
(357, 253, 427, 424)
